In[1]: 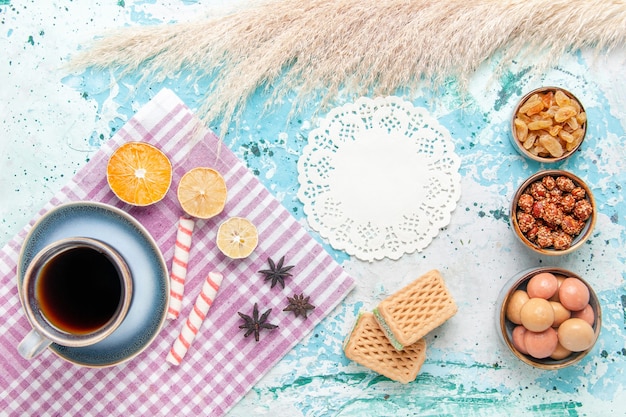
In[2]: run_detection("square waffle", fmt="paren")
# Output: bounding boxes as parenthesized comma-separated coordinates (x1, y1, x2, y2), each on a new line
(373, 269, 457, 350)
(343, 312, 427, 384)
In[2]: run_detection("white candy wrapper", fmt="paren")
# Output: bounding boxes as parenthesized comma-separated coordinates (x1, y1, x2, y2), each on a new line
(167, 217, 196, 320)
(167, 271, 224, 365)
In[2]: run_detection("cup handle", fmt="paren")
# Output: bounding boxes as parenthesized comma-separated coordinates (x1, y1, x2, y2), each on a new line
(18, 329, 53, 359)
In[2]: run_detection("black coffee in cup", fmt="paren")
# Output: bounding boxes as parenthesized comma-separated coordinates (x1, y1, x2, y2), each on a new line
(36, 247, 123, 335)
(19, 237, 132, 360)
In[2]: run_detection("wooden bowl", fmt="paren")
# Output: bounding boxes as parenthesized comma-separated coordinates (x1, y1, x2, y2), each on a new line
(511, 86, 586, 163)
(510, 170, 596, 255)
(497, 267, 601, 370)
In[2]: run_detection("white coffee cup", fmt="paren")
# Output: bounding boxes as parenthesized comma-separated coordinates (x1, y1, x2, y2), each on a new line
(18, 237, 133, 359)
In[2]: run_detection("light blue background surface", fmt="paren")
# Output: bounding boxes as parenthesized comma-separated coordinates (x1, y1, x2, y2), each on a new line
(2, 1, 625, 415)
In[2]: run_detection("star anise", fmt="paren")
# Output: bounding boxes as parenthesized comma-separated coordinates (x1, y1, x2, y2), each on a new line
(283, 293, 315, 319)
(259, 256, 294, 289)
(238, 303, 278, 342)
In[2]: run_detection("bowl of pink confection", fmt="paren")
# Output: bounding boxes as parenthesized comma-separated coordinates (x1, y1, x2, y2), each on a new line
(497, 267, 601, 370)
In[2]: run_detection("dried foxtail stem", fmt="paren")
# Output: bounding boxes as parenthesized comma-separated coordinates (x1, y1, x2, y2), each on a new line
(68, 0, 626, 136)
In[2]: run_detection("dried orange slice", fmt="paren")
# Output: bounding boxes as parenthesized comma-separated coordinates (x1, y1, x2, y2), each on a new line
(216, 217, 258, 259)
(106, 142, 172, 206)
(177, 167, 227, 219)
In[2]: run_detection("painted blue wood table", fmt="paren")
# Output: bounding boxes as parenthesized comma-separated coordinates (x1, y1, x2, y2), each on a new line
(1, 1, 625, 416)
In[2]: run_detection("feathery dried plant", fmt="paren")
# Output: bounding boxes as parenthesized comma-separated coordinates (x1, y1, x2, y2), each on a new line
(69, 0, 626, 135)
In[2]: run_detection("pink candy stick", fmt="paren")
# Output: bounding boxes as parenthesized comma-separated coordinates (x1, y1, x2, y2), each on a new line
(167, 217, 196, 320)
(166, 271, 223, 366)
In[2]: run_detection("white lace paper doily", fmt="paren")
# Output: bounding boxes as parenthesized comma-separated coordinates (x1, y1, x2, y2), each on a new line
(297, 96, 462, 261)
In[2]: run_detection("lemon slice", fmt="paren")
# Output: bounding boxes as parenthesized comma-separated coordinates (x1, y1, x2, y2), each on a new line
(216, 217, 259, 259)
(177, 167, 227, 219)
(106, 142, 172, 206)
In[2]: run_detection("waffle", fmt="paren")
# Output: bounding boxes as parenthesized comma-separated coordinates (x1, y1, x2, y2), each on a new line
(373, 269, 457, 350)
(343, 312, 427, 384)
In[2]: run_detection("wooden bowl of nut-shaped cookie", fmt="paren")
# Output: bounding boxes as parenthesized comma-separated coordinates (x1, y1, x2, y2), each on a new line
(510, 170, 596, 255)
(497, 266, 601, 369)
(511, 86, 587, 163)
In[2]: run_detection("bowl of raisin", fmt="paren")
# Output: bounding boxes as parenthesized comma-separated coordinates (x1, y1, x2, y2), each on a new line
(511, 87, 587, 163)
(510, 170, 596, 255)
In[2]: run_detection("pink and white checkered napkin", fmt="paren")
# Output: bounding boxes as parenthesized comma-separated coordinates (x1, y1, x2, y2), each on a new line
(0, 88, 355, 416)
